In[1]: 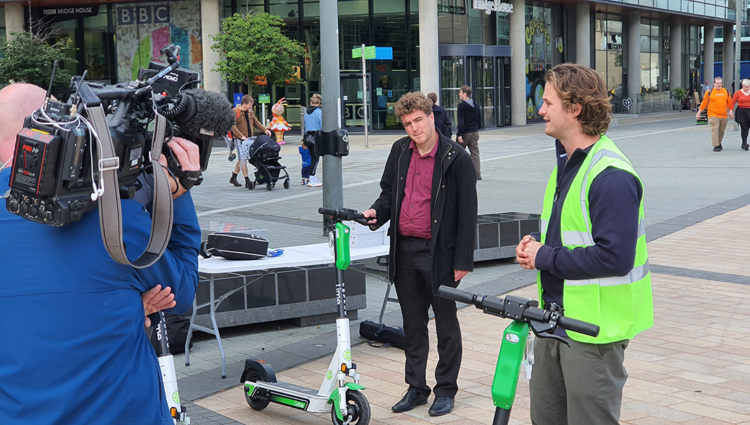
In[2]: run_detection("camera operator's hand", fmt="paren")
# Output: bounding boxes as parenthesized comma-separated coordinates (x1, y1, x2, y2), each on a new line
(158, 137, 200, 199)
(142, 284, 176, 328)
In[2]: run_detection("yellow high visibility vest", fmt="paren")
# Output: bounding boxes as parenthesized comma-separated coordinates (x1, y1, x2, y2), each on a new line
(538, 135, 653, 344)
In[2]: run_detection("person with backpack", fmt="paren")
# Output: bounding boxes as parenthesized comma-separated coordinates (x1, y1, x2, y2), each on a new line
(696, 77, 732, 152)
(427, 92, 452, 139)
(230, 95, 272, 188)
(456, 85, 482, 180)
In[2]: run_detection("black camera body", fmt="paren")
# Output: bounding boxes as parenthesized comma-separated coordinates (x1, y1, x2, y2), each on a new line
(4, 46, 231, 227)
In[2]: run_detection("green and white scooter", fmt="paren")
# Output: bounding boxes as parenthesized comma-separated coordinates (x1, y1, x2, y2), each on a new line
(437, 286, 600, 425)
(240, 208, 371, 425)
(154, 311, 190, 424)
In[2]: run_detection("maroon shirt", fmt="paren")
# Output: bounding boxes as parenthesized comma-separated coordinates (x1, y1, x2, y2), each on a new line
(399, 139, 438, 239)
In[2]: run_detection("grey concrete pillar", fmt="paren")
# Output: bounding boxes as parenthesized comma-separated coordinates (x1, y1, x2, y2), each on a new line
(510, 0, 526, 126)
(670, 17, 683, 91)
(321, 0, 343, 216)
(418, 0, 439, 97)
(627, 11, 641, 114)
(576, 3, 591, 67)
(724, 23, 734, 90)
(705, 24, 715, 84)
(5, 2, 24, 36)
(200, 0, 222, 93)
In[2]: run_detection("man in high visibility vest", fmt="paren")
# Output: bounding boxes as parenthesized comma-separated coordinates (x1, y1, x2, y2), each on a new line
(515, 63, 653, 425)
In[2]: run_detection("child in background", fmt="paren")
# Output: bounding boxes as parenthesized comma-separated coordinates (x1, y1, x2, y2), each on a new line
(299, 142, 311, 185)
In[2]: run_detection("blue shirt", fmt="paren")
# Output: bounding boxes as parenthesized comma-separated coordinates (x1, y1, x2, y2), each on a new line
(299, 146, 311, 167)
(0, 168, 200, 424)
(304, 106, 322, 132)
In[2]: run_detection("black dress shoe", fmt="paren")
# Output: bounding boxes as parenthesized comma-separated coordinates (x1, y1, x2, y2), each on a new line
(391, 389, 428, 413)
(743, 143, 749, 151)
(714, 145, 723, 152)
(428, 396, 454, 416)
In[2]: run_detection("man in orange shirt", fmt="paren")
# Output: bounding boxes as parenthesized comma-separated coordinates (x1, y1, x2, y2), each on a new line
(697, 77, 732, 152)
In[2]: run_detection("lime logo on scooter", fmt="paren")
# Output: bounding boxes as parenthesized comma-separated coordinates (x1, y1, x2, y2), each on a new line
(505, 334, 520, 343)
(326, 370, 333, 380)
(343, 349, 351, 361)
(172, 391, 180, 404)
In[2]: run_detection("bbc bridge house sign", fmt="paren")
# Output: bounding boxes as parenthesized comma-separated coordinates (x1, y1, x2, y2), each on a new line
(473, 0, 514, 14)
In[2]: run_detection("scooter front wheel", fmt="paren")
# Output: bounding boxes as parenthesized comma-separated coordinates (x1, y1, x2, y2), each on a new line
(331, 390, 370, 425)
(244, 370, 270, 411)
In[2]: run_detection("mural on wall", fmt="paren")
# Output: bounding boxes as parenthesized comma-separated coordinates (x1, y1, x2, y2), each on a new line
(525, 8, 554, 120)
(114, 1, 203, 83)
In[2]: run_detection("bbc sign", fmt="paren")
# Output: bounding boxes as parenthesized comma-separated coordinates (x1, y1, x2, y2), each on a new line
(116, 5, 170, 25)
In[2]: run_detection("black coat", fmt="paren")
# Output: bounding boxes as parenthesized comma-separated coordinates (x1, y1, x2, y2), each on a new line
(370, 134, 478, 293)
(432, 104, 451, 138)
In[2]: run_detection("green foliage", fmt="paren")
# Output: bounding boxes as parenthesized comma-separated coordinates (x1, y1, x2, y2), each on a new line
(211, 13, 306, 94)
(0, 32, 77, 88)
(672, 87, 687, 102)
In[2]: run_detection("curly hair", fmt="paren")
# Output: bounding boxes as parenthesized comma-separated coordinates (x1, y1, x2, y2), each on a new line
(545, 63, 612, 136)
(394, 92, 433, 120)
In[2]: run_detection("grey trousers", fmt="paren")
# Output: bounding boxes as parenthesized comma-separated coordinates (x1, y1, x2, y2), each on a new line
(529, 337, 629, 425)
(457, 132, 481, 179)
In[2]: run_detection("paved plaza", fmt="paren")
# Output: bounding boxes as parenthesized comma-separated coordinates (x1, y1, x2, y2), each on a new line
(178, 111, 750, 424)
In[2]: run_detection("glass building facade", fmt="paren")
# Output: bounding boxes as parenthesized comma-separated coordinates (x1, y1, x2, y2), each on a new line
(3, 0, 738, 128)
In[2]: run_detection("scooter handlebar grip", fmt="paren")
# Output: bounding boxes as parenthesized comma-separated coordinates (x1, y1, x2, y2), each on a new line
(558, 316, 600, 337)
(437, 286, 475, 305)
(318, 208, 336, 216)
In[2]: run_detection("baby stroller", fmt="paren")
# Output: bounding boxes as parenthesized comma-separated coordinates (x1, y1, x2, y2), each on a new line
(244, 134, 291, 191)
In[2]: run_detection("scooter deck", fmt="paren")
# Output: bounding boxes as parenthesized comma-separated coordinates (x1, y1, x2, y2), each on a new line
(249, 380, 331, 413)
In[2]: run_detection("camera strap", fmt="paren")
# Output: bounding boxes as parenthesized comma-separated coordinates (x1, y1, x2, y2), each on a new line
(87, 105, 174, 268)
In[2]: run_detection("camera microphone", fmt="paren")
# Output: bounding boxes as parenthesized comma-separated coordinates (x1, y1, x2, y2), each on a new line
(166, 88, 235, 140)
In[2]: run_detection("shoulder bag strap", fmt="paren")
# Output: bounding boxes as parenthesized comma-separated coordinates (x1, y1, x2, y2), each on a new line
(88, 104, 174, 268)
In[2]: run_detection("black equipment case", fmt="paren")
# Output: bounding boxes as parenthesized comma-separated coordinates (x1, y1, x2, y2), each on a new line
(200, 233, 269, 260)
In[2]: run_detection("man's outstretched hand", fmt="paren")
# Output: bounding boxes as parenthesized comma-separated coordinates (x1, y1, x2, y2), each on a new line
(142, 285, 176, 328)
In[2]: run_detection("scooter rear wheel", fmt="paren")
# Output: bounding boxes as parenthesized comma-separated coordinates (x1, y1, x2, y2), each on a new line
(244, 370, 270, 411)
(331, 390, 370, 425)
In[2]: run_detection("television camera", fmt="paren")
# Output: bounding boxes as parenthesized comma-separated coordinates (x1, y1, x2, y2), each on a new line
(3, 45, 235, 267)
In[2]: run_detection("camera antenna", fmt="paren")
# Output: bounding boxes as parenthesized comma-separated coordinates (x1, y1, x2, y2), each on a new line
(46, 60, 58, 100)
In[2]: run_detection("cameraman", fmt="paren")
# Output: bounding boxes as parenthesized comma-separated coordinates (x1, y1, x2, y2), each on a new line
(0, 83, 201, 424)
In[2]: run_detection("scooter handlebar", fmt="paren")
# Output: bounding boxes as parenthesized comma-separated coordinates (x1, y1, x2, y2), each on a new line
(318, 208, 368, 225)
(437, 286, 476, 305)
(436, 285, 600, 338)
(558, 316, 600, 337)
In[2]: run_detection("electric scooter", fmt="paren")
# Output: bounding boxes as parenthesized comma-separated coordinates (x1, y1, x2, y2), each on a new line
(240, 208, 371, 425)
(155, 311, 190, 424)
(437, 286, 600, 425)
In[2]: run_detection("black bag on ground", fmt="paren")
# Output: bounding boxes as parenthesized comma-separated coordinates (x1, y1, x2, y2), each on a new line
(359, 320, 406, 350)
(149, 313, 193, 355)
(200, 233, 269, 260)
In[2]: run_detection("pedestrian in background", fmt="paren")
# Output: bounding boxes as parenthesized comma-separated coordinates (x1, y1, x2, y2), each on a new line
(302, 93, 323, 187)
(701, 80, 709, 99)
(729, 78, 750, 151)
(230, 95, 272, 188)
(427, 92, 452, 139)
(516, 63, 653, 425)
(299, 141, 312, 185)
(456, 85, 482, 180)
(697, 77, 732, 152)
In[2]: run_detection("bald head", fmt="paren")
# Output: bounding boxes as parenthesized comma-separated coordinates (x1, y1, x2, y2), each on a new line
(0, 83, 47, 164)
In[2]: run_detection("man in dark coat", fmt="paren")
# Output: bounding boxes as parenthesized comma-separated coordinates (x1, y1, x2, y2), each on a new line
(363, 92, 477, 417)
(427, 92, 451, 138)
